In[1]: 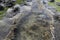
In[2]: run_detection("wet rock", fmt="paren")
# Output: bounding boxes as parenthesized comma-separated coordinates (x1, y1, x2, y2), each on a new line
(0, 0, 2, 3)
(0, 3, 5, 11)
(2, 0, 16, 3)
(47, 6, 56, 13)
(5, 8, 14, 18)
(56, 2, 60, 6)
(20, 5, 31, 13)
(25, 0, 32, 6)
(5, 4, 20, 18)
(54, 12, 60, 21)
(50, 0, 55, 2)
(42, 0, 48, 4)
(25, 2, 32, 6)
(0, 5, 4, 11)
(6, 2, 15, 7)
(12, 0, 16, 2)
(0, 20, 13, 40)
(31, 0, 42, 13)
(26, 0, 32, 2)
(13, 4, 20, 13)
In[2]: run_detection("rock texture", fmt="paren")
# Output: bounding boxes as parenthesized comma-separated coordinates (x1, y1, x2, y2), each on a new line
(0, 0, 57, 40)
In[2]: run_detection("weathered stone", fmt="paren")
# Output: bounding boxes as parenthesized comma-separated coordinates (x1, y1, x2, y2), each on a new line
(56, 2, 60, 6)
(11, 0, 54, 40)
(0, 3, 5, 11)
(47, 6, 56, 13)
(13, 11, 53, 40)
(5, 4, 20, 18)
(0, 0, 55, 40)
(42, 0, 48, 4)
(50, 0, 55, 2)
(6, 2, 15, 7)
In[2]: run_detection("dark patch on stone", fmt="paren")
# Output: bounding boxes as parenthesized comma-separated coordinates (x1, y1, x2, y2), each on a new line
(6, 2, 15, 8)
(0, 5, 4, 11)
(26, 0, 32, 2)
(56, 2, 60, 6)
(31, 25, 39, 30)
(50, 0, 55, 2)
(14, 28, 18, 35)
(13, 7, 19, 13)
(0, 0, 2, 3)
(13, 22, 16, 25)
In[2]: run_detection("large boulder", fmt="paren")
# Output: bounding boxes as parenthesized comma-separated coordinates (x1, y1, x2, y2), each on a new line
(0, 0, 55, 40)
(11, 0, 54, 40)
(12, 10, 54, 40)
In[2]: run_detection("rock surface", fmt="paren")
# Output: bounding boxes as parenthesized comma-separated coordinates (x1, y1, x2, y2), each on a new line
(0, 0, 60, 40)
